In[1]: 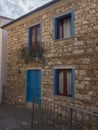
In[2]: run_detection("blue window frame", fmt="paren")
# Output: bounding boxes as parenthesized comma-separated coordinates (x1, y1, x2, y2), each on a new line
(54, 68, 75, 98)
(28, 23, 42, 57)
(53, 11, 74, 40)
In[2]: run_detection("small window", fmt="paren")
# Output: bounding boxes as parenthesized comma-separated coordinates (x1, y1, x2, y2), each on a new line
(54, 69, 74, 98)
(28, 24, 42, 57)
(29, 24, 40, 46)
(54, 12, 74, 40)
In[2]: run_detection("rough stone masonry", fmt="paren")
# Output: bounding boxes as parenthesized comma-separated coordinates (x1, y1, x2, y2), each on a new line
(3, 0, 98, 113)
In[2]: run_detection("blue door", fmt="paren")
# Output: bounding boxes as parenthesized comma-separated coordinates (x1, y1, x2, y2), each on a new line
(26, 70, 41, 103)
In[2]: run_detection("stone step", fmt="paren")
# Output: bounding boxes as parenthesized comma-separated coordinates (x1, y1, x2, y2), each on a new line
(26, 102, 32, 108)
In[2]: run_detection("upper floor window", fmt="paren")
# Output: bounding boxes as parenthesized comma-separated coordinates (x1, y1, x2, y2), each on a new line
(29, 24, 40, 47)
(54, 11, 74, 40)
(28, 24, 42, 57)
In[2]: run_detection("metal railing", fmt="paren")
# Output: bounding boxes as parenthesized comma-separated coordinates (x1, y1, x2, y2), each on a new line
(31, 97, 98, 130)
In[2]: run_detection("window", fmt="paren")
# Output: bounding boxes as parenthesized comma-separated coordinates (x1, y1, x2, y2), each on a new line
(54, 69, 74, 98)
(54, 11, 74, 40)
(29, 24, 40, 47)
(28, 24, 42, 57)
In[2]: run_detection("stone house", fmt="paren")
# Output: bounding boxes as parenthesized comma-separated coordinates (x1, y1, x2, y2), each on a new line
(2, 0, 98, 112)
(0, 15, 13, 103)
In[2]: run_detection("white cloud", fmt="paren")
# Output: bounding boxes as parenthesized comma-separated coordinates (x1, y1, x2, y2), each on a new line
(0, 0, 52, 19)
(18, 1, 29, 12)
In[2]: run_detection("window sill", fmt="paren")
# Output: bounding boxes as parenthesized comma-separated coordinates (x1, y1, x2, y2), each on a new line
(54, 36, 74, 42)
(54, 95, 75, 101)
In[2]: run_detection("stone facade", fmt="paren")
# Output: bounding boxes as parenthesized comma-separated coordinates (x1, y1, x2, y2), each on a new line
(3, 0, 98, 112)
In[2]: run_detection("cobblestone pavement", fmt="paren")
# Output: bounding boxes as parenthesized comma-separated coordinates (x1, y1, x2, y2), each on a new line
(0, 104, 32, 130)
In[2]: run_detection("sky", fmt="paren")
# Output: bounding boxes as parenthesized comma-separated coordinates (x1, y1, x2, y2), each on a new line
(0, 0, 52, 19)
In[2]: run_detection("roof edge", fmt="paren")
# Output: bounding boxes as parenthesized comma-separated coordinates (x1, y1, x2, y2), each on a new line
(0, 15, 14, 20)
(2, 0, 60, 28)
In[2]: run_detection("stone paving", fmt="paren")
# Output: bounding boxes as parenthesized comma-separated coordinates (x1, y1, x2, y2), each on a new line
(0, 104, 32, 130)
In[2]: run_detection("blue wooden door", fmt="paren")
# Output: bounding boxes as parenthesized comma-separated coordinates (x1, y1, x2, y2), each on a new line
(26, 70, 41, 102)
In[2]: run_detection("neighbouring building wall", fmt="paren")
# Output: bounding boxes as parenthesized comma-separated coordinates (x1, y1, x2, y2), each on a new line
(0, 29, 7, 103)
(1, 29, 7, 86)
(3, 0, 98, 112)
(0, 16, 12, 27)
(0, 29, 2, 103)
(0, 20, 2, 26)
(1, 19, 12, 27)
(0, 17, 12, 103)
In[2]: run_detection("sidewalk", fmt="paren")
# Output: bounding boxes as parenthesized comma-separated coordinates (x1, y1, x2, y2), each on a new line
(0, 104, 32, 130)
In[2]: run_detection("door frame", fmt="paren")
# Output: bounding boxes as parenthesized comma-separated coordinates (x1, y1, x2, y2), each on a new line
(26, 68, 42, 102)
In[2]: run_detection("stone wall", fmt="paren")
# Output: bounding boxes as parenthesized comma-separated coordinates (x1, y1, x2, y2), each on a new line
(3, 0, 98, 112)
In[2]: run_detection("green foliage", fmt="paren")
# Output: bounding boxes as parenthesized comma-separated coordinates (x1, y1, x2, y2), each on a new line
(19, 43, 43, 63)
